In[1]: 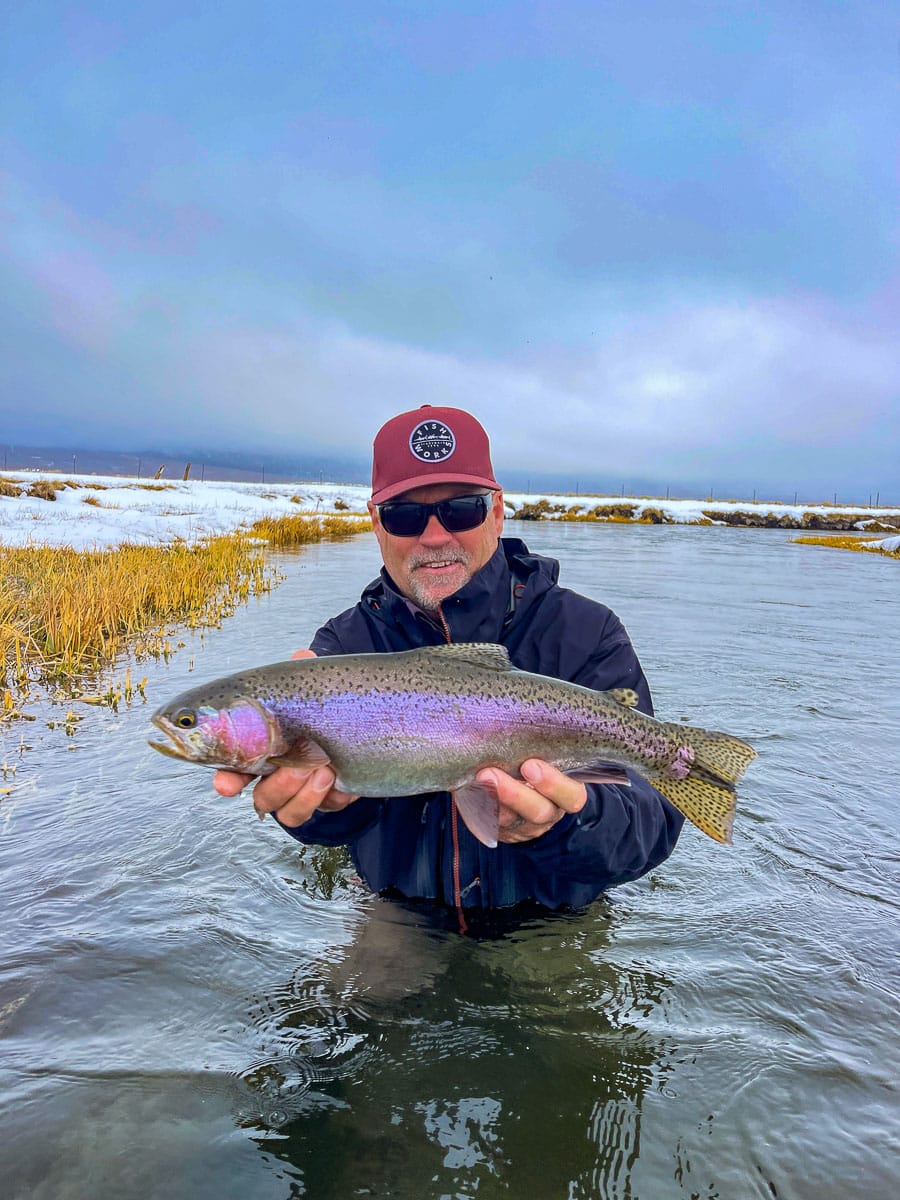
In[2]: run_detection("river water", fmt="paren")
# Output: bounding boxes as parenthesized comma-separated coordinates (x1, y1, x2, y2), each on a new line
(2, 524, 898, 1200)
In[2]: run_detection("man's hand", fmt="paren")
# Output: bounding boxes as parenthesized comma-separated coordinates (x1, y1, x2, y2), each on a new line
(212, 650, 360, 827)
(475, 759, 587, 844)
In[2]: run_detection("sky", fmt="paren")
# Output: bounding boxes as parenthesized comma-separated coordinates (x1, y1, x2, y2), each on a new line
(1, 1, 898, 501)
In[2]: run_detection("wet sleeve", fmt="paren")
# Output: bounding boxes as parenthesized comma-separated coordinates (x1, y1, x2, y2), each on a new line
(517, 772, 684, 890)
(309, 622, 345, 657)
(274, 798, 386, 847)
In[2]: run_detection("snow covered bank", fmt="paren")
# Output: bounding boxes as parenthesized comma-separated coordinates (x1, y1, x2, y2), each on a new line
(1, 471, 898, 552)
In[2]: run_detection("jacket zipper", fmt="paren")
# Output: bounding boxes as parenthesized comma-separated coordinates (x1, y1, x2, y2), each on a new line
(436, 603, 468, 935)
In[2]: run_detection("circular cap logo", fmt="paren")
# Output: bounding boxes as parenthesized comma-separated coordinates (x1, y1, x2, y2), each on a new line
(409, 420, 456, 462)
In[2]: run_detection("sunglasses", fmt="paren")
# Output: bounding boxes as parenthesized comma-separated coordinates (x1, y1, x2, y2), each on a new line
(377, 493, 491, 538)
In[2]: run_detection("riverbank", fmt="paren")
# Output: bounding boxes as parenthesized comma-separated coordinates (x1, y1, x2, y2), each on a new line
(0, 505, 368, 728)
(1, 470, 898, 549)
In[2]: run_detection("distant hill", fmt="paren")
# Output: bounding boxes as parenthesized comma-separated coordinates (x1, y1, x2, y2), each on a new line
(0, 441, 891, 507)
(0, 443, 370, 486)
(0, 441, 707, 499)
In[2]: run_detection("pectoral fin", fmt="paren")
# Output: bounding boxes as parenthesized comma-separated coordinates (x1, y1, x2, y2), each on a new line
(268, 737, 332, 771)
(453, 781, 500, 848)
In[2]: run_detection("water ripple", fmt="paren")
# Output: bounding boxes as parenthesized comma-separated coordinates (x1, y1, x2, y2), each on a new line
(2, 529, 898, 1199)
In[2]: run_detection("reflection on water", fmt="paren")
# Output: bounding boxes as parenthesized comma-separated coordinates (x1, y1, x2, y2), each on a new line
(240, 897, 674, 1200)
(2, 527, 899, 1199)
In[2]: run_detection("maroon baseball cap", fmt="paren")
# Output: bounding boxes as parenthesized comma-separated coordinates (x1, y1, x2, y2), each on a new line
(371, 405, 500, 503)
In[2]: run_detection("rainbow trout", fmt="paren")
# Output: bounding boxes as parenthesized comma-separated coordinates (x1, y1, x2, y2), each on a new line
(149, 643, 756, 846)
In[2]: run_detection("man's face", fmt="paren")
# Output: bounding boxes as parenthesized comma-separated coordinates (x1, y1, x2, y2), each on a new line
(368, 482, 505, 613)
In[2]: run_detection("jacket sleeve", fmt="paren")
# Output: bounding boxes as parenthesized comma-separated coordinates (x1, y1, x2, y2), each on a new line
(309, 621, 345, 657)
(275, 798, 386, 847)
(515, 618, 685, 890)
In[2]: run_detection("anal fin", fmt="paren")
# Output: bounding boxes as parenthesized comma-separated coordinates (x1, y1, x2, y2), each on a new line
(453, 781, 500, 848)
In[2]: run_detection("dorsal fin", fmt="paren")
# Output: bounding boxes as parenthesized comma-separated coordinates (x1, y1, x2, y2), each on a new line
(413, 643, 512, 672)
(609, 688, 640, 708)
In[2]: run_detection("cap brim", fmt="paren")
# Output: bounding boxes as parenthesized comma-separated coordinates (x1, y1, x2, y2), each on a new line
(372, 472, 500, 504)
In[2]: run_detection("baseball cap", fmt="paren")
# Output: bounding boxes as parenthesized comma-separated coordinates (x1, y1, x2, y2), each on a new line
(371, 405, 500, 503)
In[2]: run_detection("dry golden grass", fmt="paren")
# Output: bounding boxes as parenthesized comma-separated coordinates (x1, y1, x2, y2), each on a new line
(248, 512, 370, 547)
(792, 535, 900, 559)
(566, 511, 661, 524)
(26, 480, 60, 501)
(321, 514, 370, 538)
(0, 537, 273, 694)
(0, 513, 370, 722)
(0, 478, 21, 498)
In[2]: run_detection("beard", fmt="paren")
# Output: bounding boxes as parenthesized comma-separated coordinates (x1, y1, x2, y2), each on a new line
(405, 548, 472, 612)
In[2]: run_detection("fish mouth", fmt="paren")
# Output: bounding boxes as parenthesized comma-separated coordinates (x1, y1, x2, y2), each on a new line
(148, 716, 203, 763)
(148, 737, 194, 761)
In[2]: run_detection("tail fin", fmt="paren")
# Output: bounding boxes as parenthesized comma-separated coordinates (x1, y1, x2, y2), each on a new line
(653, 773, 737, 844)
(683, 728, 758, 786)
(655, 727, 757, 844)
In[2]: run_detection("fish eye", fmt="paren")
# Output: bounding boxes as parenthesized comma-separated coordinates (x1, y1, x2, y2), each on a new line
(173, 708, 197, 729)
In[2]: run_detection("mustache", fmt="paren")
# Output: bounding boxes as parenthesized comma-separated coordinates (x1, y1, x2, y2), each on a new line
(408, 550, 469, 569)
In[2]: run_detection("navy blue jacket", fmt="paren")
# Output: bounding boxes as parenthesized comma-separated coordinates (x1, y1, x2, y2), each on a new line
(280, 538, 684, 910)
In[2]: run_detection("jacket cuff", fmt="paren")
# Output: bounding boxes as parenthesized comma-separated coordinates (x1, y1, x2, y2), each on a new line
(274, 798, 383, 846)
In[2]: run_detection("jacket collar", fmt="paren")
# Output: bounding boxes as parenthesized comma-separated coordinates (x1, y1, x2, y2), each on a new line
(362, 537, 559, 644)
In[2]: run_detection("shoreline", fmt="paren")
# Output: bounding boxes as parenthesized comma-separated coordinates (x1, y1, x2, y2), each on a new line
(2, 469, 899, 546)
(506, 495, 900, 534)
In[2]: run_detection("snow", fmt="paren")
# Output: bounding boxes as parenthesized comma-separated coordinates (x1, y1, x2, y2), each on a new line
(0, 475, 367, 550)
(1, 470, 899, 551)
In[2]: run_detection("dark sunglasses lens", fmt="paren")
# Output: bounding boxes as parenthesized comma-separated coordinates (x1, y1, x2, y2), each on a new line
(379, 503, 428, 537)
(437, 495, 489, 532)
(379, 495, 490, 537)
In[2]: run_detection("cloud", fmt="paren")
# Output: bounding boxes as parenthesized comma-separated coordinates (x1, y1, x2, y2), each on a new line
(2, 168, 896, 500)
(1, 72, 897, 502)
(81, 289, 893, 497)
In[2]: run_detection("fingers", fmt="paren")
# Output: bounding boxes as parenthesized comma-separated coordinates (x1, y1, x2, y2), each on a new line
(317, 787, 360, 813)
(214, 770, 254, 797)
(519, 759, 588, 813)
(216, 648, 348, 824)
(216, 762, 357, 826)
(476, 760, 587, 844)
(255, 770, 359, 825)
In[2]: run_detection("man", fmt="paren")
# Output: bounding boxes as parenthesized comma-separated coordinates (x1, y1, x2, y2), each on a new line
(215, 405, 683, 912)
